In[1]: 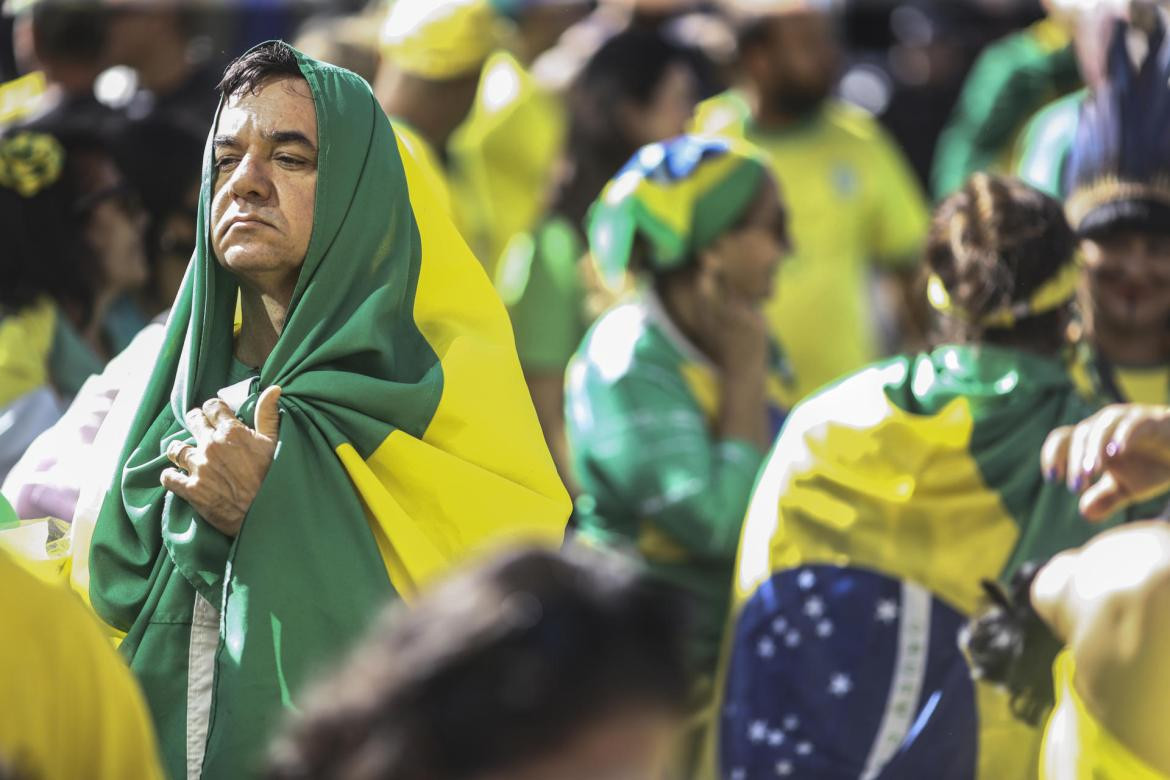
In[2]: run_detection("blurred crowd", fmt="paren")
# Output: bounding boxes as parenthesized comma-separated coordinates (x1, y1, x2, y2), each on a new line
(3, 0, 1170, 779)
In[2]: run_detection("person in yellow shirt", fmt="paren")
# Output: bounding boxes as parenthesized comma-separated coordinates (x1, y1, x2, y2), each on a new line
(376, 0, 591, 255)
(0, 500, 163, 780)
(695, 0, 929, 399)
(375, 0, 498, 214)
(448, 0, 592, 271)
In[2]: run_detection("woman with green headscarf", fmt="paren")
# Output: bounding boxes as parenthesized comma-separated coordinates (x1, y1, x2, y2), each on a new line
(75, 41, 568, 778)
(565, 135, 795, 680)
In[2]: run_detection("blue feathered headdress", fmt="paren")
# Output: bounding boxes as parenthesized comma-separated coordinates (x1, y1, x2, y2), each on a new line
(1065, 10, 1170, 236)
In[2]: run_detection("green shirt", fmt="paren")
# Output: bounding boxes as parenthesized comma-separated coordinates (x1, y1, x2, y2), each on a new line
(565, 289, 790, 673)
(495, 215, 588, 373)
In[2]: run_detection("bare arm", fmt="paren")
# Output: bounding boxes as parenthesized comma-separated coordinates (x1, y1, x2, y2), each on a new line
(1032, 522, 1170, 775)
(525, 371, 577, 497)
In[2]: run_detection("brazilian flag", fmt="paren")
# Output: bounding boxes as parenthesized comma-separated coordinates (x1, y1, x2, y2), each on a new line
(79, 46, 570, 778)
(720, 345, 1130, 780)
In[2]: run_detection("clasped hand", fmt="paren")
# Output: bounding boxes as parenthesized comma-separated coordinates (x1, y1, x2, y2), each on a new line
(162, 385, 282, 537)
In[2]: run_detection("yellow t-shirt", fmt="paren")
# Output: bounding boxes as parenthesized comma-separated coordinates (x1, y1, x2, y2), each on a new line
(0, 547, 164, 780)
(1116, 366, 1170, 406)
(694, 93, 930, 399)
(1041, 651, 1169, 780)
(1068, 349, 1170, 405)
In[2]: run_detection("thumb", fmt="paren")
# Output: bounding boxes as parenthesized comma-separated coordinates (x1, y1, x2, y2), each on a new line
(255, 385, 282, 440)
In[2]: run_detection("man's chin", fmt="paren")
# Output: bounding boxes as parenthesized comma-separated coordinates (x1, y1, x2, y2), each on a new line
(770, 90, 830, 118)
(217, 247, 293, 277)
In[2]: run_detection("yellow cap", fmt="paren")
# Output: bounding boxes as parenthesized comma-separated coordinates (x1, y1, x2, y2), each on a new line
(380, 0, 498, 80)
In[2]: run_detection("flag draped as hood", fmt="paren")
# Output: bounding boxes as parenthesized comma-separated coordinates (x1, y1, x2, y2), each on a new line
(85, 44, 569, 778)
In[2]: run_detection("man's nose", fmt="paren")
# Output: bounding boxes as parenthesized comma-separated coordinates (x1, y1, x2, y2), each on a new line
(230, 154, 273, 203)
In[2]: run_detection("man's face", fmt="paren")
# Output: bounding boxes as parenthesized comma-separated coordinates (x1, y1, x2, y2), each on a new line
(1082, 229, 1170, 333)
(211, 76, 318, 299)
(749, 12, 840, 116)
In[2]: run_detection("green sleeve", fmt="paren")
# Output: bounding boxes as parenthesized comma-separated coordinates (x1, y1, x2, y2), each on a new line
(495, 219, 586, 373)
(1014, 91, 1083, 198)
(49, 313, 105, 399)
(931, 23, 1078, 199)
(570, 366, 765, 560)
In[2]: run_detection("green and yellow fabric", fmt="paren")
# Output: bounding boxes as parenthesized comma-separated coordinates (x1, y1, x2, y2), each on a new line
(567, 137, 794, 676)
(719, 344, 1128, 779)
(693, 95, 929, 399)
(932, 17, 1080, 199)
(83, 45, 569, 778)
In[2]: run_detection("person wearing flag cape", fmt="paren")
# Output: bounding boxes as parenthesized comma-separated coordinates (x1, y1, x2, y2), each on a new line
(76, 41, 570, 778)
(719, 173, 1135, 780)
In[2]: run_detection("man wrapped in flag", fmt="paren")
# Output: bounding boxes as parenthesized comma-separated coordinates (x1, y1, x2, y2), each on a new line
(78, 41, 570, 778)
(720, 174, 1133, 780)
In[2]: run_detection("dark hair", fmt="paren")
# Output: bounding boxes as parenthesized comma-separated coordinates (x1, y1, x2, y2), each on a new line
(960, 563, 1064, 725)
(266, 546, 691, 780)
(217, 40, 304, 99)
(926, 173, 1076, 350)
(553, 28, 701, 227)
(0, 129, 115, 324)
(31, 2, 108, 64)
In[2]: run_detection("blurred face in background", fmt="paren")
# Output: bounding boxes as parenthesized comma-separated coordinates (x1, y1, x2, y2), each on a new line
(102, 6, 184, 68)
(153, 181, 200, 309)
(76, 153, 149, 296)
(745, 11, 841, 117)
(700, 174, 790, 305)
(1081, 230, 1170, 336)
(619, 61, 698, 148)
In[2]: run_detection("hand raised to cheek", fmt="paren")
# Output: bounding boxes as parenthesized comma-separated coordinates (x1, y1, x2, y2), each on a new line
(162, 385, 282, 537)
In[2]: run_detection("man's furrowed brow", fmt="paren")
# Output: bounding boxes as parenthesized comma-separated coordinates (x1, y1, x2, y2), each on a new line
(265, 130, 317, 153)
(213, 134, 241, 149)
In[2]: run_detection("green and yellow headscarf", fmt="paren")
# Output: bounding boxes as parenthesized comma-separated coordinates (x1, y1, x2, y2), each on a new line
(587, 135, 771, 289)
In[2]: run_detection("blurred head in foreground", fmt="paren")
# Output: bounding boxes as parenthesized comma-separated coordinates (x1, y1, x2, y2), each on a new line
(266, 546, 691, 780)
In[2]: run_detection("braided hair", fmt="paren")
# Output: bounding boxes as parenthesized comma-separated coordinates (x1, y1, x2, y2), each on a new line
(926, 173, 1076, 351)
